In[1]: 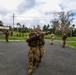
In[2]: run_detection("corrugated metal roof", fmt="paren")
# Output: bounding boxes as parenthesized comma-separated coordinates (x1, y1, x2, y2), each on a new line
(0, 26, 9, 30)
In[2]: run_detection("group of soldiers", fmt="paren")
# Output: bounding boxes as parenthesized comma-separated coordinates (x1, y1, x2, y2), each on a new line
(26, 28, 67, 75)
(50, 32, 67, 47)
(1, 27, 67, 75)
(26, 28, 46, 75)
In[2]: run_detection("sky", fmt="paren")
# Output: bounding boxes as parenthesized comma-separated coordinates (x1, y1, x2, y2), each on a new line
(0, 0, 76, 28)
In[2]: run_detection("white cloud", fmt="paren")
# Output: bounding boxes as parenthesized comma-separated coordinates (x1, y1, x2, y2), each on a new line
(0, 0, 76, 28)
(60, 0, 76, 11)
(0, 0, 23, 11)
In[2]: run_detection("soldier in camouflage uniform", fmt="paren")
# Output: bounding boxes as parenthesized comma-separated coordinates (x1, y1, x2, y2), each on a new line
(26, 29, 40, 75)
(5, 30, 9, 42)
(62, 33, 67, 47)
(35, 28, 45, 63)
(50, 32, 54, 45)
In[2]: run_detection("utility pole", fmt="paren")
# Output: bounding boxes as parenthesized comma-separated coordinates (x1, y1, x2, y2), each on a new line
(13, 13, 15, 31)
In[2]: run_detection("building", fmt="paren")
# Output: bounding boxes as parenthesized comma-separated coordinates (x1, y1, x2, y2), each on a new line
(0, 26, 9, 31)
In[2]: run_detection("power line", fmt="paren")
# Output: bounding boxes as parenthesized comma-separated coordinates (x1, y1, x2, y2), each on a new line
(14, 16, 53, 19)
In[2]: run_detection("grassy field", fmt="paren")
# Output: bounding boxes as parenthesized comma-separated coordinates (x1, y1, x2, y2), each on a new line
(0, 32, 76, 40)
(45, 34, 76, 47)
(0, 32, 76, 47)
(45, 34, 76, 41)
(66, 42, 76, 47)
(0, 32, 29, 40)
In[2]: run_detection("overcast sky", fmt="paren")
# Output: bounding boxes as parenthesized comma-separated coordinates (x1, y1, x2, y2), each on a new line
(0, 0, 76, 28)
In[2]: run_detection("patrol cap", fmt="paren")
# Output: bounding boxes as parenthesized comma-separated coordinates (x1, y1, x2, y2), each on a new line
(35, 28, 41, 31)
(63, 33, 66, 35)
(31, 29, 35, 33)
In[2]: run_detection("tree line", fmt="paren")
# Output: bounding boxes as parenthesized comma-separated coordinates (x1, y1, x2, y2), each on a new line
(0, 11, 76, 37)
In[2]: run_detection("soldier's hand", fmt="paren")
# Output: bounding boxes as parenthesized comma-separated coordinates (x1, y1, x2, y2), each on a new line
(27, 36, 29, 39)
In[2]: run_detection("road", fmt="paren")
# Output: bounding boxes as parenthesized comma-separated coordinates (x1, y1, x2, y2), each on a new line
(0, 40, 76, 75)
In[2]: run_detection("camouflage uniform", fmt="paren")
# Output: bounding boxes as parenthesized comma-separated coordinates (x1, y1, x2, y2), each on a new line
(36, 28, 45, 63)
(38, 33, 45, 63)
(62, 33, 67, 47)
(50, 33, 54, 45)
(26, 31, 40, 75)
(5, 30, 9, 42)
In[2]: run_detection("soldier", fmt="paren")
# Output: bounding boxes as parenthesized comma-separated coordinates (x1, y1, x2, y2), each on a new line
(10, 30, 13, 37)
(50, 32, 54, 45)
(26, 29, 40, 75)
(35, 28, 45, 63)
(62, 33, 67, 47)
(5, 30, 9, 42)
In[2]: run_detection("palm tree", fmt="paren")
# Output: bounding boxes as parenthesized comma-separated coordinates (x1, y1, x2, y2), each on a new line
(72, 24, 75, 36)
(17, 23, 21, 37)
(22, 25, 25, 37)
(0, 20, 3, 26)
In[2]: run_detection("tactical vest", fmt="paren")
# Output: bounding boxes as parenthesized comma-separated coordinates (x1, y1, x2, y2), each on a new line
(27, 33, 38, 47)
(62, 35, 67, 40)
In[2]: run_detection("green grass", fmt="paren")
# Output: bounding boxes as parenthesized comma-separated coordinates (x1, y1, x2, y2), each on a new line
(0, 32, 76, 41)
(44, 34, 62, 40)
(9, 36, 26, 40)
(13, 32, 29, 36)
(0, 34, 5, 40)
(0, 32, 76, 48)
(67, 37, 76, 41)
(45, 34, 76, 48)
(66, 42, 76, 47)
(0, 32, 29, 40)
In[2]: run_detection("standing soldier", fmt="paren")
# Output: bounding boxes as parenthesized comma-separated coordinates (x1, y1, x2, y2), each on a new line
(10, 30, 13, 37)
(62, 33, 67, 47)
(35, 28, 45, 63)
(5, 30, 9, 42)
(50, 32, 54, 45)
(26, 29, 40, 75)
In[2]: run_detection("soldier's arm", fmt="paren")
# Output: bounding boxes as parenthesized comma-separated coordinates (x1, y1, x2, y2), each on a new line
(26, 35, 30, 42)
(44, 32, 48, 35)
(41, 31, 49, 36)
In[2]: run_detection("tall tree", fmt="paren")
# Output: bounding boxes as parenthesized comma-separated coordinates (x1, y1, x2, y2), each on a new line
(43, 24, 50, 31)
(33, 26, 35, 30)
(53, 11, 74, 35)
(0, 20, 3, 26)
(16, 23, 21, 37)
(51, 20, 59, 34)
(37, 25, 40, 29)
(47, 24, 50, 30)
(43, 25, 47, 31)
(17, 23, 21, 27)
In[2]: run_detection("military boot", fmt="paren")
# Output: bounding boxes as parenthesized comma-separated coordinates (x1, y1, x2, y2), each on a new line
(28, 69, 33, 75)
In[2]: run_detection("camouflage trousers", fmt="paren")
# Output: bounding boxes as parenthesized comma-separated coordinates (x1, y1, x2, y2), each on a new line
(50, 37, 54, 44)
(38, 45, 45, 63)
(5, 36, 9, 42)
(62, 40, 66, 47)
(39, 45, 45, 56)
(28, 46, 40, 71)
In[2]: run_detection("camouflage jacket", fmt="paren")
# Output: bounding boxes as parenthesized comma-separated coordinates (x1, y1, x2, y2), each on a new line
(26, 33, 38, 47)
(62, 35, 67, 40)
(37, 33, 45, 46)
